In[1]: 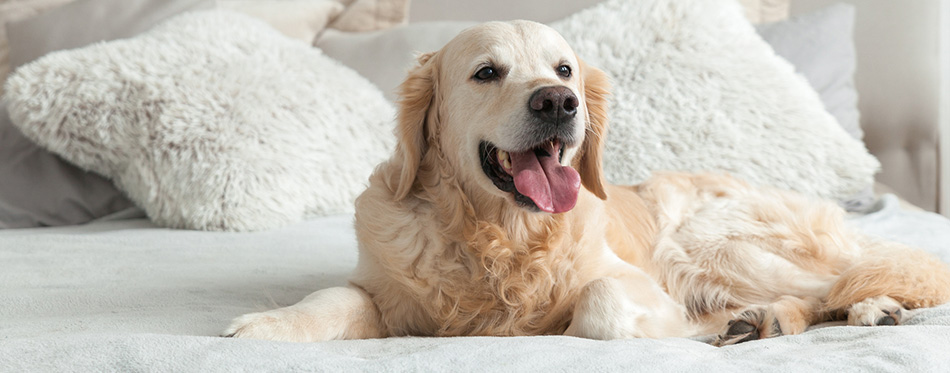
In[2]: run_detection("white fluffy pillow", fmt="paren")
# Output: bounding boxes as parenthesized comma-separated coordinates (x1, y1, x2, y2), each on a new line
(5, 10, 395, 231)
(552, 0, 879, 201)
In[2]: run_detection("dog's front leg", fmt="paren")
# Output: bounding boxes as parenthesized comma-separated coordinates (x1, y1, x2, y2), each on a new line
(224, 285, 385, 342)
(565, 265, 694, 340)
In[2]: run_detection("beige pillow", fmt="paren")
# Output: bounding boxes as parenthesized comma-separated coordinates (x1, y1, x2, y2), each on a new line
(329, 0, 409, 32)
(6, 0, 216, 69)
(217, 0, 345, 43)
(0, 0, 76, 96)
(738, 0, 789, 24)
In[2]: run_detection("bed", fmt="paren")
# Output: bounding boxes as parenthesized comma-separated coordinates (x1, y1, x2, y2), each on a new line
(2, 196, 950, 370)
(2, 0, 950, 371)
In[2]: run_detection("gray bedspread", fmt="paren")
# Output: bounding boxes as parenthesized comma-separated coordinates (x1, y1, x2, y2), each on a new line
(2, 195, 949, 372)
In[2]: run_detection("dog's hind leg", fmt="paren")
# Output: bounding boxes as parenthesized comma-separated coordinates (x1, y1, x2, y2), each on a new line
(712, 295, 823, 346)
(824, 238, 950, 323)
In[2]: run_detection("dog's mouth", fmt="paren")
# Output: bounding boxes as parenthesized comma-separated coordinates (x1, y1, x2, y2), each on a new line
(480, 138, 580, 213)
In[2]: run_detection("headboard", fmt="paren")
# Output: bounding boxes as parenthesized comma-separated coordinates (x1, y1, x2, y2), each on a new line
(409, 0, 949, 216)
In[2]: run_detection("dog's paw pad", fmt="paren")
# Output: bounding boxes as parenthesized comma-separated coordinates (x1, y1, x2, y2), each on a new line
(720, 320, 759, 344)
(875, 314, 898, 326)
(714, 308, 782, 346)
(726, 319, 756, 335)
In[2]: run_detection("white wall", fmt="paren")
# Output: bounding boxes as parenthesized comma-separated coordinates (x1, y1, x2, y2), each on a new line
(941, 0, 950, 217)
(792, 0, 945, 214)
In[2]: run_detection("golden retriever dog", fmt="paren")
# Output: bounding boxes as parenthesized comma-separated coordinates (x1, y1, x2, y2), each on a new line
(225, 21, 950, 345)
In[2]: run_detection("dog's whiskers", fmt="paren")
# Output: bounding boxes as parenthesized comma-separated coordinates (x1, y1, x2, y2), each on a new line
(585, 127, 604, 144)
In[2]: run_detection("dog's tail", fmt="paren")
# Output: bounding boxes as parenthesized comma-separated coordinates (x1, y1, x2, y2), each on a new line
(824, 237, 950, 310)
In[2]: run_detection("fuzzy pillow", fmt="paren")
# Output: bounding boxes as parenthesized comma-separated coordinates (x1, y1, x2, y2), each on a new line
(551, 0, 879, 201)
(5, 10, 395, 231)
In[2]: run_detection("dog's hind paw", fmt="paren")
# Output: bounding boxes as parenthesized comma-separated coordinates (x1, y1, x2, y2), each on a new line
(848, 296, 906, 327)
(713, 306, 782, 347)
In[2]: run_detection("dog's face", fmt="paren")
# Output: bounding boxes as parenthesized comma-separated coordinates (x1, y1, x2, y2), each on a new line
(393, 21, 610, 213)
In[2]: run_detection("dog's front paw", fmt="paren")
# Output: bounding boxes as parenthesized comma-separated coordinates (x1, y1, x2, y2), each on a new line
(223, 310, 315, 342)
(564, 278, 635, 340)
(848, 296, 906, 327)
(565, 277, 693, 339)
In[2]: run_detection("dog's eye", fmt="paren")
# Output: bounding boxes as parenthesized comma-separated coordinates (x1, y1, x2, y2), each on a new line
(557, 65, 572, 78)
(473, 66, 496, 81)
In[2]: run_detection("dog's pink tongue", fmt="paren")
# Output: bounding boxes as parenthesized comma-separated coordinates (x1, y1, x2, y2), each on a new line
(509, 142, 580, 213)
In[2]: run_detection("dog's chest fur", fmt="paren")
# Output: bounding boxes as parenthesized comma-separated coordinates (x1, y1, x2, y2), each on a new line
(425, 218, 587, 336)
(362, 208, 591, 337)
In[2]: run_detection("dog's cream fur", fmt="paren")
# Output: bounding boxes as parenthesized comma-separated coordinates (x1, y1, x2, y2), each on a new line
(225, 21, 950, 344)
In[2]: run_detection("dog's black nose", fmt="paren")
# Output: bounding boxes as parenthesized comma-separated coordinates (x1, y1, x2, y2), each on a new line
(529, 86, 577, 123)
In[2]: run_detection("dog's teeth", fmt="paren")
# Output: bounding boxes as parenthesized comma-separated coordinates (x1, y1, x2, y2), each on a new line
(497, 150, 512, 171)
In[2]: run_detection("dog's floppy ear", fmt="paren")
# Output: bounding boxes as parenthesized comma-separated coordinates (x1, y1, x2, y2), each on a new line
(394, 51, 439, 200)
(573, 59, 610, 200)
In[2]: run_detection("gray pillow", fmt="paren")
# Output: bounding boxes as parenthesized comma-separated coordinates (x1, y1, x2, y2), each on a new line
(316, 21, 477, 102)
(756, 3, 861, 140)
(0, 0, 214, 228)
(0, 102, 135, 228)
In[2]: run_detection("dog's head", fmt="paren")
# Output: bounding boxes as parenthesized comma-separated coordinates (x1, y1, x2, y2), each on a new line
(393, 20, 609, 214)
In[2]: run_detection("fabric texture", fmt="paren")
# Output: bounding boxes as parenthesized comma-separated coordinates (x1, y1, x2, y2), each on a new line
(1, 195, 949, 371)
(550, 0, 879, 201)
(4, 10, 395, 231)
(216, 0, 345, 43)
